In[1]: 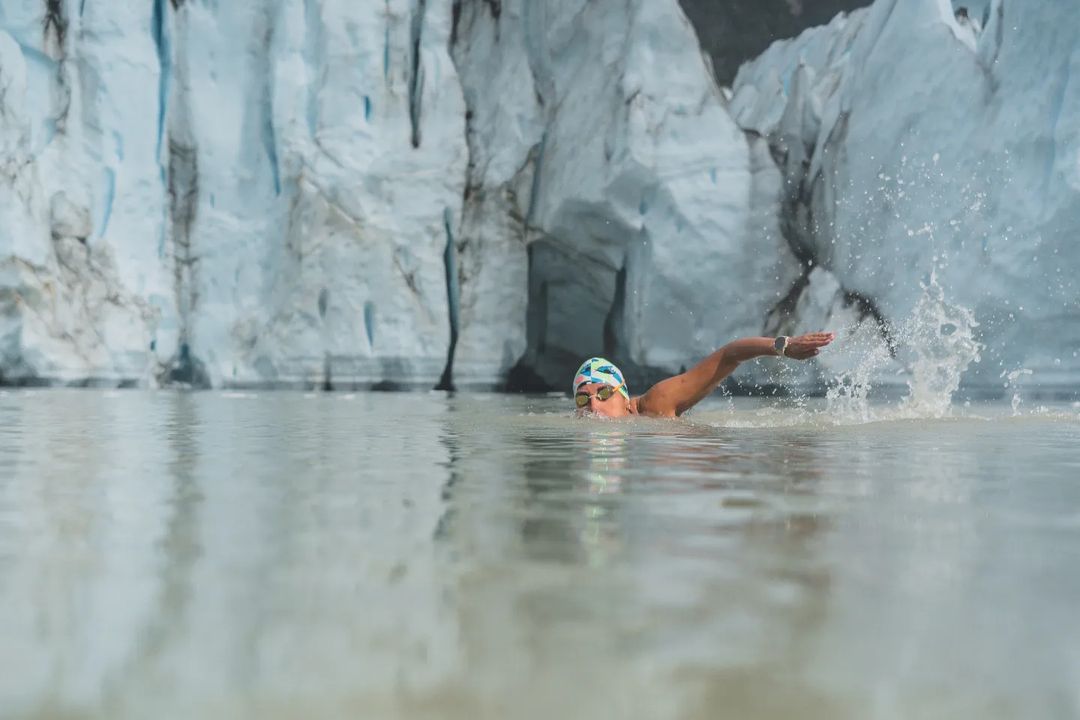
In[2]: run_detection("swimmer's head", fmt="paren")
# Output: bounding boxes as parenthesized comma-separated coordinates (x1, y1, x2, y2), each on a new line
(572, 357, 631, 417)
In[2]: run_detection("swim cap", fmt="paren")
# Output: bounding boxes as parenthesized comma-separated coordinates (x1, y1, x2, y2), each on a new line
(572, 357, 630, 400)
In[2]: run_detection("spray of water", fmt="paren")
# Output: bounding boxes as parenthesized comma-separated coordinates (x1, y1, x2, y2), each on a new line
(824, 324, 893, 423)
(820, 271, 981, 423)
(896, 272, 982, 418)
(1001, 367, 1033, 415)
(819, 140, 990, 424)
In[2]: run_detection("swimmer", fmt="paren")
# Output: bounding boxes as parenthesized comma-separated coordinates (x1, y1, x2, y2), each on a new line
(572, 333, 835, 418)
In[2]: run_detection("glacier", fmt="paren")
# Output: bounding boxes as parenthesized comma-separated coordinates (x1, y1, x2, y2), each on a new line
(1, 0, 1078, 392)
(450, 0, 799, 390)
(1, 0, 467, 389)
(730, 0, 1080, 392)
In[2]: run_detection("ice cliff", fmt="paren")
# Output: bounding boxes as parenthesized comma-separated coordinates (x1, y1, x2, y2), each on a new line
(1, 0, 1077, 392)
(1, 0, 466, 388)
(730, 0, 1080, 392)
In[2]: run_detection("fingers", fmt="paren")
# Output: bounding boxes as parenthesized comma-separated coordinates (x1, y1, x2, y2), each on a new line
(787, 332, 834, 360)
(796, 331, 836, 346)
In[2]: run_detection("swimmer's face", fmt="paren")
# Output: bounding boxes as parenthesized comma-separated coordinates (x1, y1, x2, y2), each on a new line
(574, 383, 630, 418)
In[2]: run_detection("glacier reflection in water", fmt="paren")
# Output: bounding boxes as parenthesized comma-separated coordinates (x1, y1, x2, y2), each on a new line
(0, 390, 1079, 719)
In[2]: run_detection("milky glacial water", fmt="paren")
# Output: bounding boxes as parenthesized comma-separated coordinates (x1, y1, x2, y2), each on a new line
(1, 389, 1079, 720)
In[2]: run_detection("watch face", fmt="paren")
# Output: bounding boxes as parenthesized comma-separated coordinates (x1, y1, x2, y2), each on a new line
(774, 336, 787, 352)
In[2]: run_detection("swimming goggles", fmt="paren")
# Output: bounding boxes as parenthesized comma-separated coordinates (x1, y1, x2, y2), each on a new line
(574, 382, 625, 408)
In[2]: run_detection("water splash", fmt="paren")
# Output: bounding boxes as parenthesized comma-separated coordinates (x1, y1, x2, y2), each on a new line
(825, 335, 892, 423)
(896, 272, 982, 418)
(1001, 367, 1034, 415)
(820, 272, 981, 423)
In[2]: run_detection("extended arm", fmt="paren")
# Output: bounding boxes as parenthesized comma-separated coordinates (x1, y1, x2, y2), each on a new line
(635, 332, 835, 417)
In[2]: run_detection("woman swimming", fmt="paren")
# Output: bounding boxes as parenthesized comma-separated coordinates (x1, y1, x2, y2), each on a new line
(572, 333, 835, 418)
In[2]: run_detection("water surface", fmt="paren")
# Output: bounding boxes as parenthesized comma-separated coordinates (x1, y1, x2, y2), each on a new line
(1, 390, 1078, 719)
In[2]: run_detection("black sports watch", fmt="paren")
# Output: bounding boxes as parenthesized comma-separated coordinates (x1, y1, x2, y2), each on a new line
(773, 336, 789, 357)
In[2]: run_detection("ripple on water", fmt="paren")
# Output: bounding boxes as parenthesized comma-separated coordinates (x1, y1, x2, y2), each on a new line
(0, 390, 1077, 719)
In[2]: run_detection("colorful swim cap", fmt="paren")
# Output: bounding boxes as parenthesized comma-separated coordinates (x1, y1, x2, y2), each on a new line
(572, 357, 630, 400)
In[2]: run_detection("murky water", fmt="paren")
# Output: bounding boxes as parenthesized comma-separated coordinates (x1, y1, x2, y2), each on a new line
(1, 389, 1079, 719)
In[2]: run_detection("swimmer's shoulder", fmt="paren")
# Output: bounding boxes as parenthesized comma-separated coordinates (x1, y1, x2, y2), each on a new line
(630, 395, 676, 419)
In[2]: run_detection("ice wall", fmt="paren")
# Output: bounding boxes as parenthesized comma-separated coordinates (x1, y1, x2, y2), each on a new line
(2, 0, 1078, 392)
(1, 0, 466, 389)
(731, 0, 1080, 390)
(450, 0, 798, 389)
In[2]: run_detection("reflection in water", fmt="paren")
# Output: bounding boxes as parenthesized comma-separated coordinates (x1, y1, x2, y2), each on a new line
(517, 431, 629, 566)
(109, 394, 203, 713)
(580, 433, 627, 568)
(0, 391, 1078, 719)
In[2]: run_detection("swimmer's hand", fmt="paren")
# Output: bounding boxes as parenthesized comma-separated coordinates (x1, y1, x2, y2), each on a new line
(783, 332, 836, 360)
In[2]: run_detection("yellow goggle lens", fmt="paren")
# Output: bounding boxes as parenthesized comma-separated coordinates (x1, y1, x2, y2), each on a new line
(575, 385, 617, 407)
